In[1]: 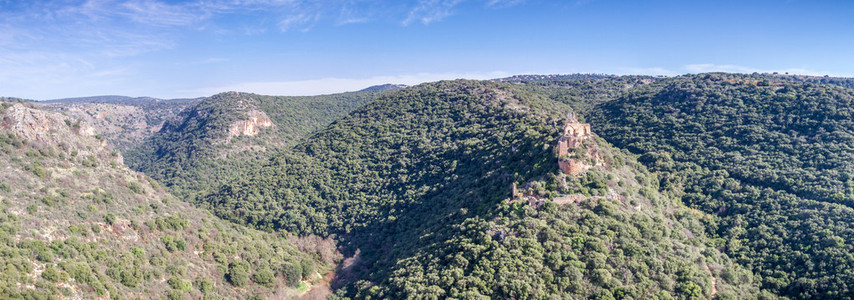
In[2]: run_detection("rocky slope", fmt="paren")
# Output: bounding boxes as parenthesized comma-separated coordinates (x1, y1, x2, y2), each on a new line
(39, 99, 195, 151)
(0, 101, 330, 299)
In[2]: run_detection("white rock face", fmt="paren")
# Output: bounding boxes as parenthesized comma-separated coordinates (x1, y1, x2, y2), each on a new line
(227, 110, 274, 141)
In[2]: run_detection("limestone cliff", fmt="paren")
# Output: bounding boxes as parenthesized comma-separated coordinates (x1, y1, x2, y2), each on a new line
(226, 110, 274, 142)
(40, 99, 195, 151)
(0, 103, 114, 161)
(4, 103, 95, 140)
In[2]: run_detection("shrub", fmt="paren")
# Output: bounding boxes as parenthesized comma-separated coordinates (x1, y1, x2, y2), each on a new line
(228, 262, 250, 287)
(166, 290, 185, 300)
(42, 266, 60, 282)
(252, 267, 275, 288)
(104, 213, 116, 225)
(195, 277, 214, 294)
(161, 235, 186, 252)
(167, 276, 185, 290)
(127, 182, 144, 194)
(281, 262, 302, 287)
(300, 258, 315, 279)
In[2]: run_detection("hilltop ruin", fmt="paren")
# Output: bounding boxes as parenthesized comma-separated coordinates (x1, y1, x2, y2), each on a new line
(556, 113, 600, 175)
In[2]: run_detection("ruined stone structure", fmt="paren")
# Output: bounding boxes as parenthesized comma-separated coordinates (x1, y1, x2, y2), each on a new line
(510, 114, 606, 208)
(558, 159, 591, 175)
(556, 113, 596, 175)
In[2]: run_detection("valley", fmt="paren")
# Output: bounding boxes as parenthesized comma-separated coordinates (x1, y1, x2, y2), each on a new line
(2, 73, 854, 299)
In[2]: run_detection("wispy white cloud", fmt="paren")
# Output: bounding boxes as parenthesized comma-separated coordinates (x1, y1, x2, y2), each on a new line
(278, 12, 318, 32)
(404, 0, 464, 25)
(0, 0, 531, 99)
(486, 0, 524, 9)
(120, 0, 203, 26)
(183, 71, 511, 97)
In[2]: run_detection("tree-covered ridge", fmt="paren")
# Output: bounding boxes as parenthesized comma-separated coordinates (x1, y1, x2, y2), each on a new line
(515, 75, 660, 114)
(125, 90, 388, 199)
(200, 80, 761, 298)
(0, 101, 329, 299)
(587, 73, 854, 298)
(494, 74, 620, 83)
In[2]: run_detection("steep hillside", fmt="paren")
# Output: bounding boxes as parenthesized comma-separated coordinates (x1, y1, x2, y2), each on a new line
(512, 75, 660, 113)
(125, 90, 388, 199)
(587, 73, 854, 298)
(201, 81, 762, 298)
(39, 98, 196, 151)
(0, 101, 331, 299)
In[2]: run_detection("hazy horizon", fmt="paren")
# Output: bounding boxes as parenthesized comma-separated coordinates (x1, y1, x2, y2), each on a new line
(2, 0, 852, 99)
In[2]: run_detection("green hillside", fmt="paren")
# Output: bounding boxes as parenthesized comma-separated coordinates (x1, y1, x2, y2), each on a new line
(0, 101, 330, 299)
(200, 80, 761, 299)
(125, 90, 388, 199)
(586, 73, 854, 298)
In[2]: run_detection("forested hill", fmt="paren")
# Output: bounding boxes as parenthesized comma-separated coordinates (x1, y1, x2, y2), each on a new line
(125, 89, 389, 199)
(201, 80, 762, 299)
(0, 101, 330, 299)
(585, 73, 854, 298)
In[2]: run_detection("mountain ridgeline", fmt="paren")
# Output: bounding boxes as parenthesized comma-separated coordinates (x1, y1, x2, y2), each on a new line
(124, 89, 392, 199)
(9, 72, 854, 299)
(199, 80, 762, 299)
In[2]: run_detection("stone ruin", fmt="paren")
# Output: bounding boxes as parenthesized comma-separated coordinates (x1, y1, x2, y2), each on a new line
(556, 113, 599, 175)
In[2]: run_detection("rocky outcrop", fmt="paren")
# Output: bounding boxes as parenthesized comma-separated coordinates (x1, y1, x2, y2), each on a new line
(40, 101, 194, 151)
(2, 104, 96, 142)
(227, 110, 273, 141)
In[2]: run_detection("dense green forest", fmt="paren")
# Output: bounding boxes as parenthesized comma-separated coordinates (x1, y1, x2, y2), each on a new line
(19, 73, 854, 299)
(0, 101, 330, 299)
(200, 80, 763, 298)
(125, 90, 389, 199)
(580, 73, 854, 299)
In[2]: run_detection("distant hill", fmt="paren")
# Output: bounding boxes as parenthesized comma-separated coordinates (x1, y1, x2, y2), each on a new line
(357, 84, 408, 92)
(493, 74, 620, 83)
(0, 100, 332, 299)
(42, 95, 201, 105)
(124, 89, 393, 199)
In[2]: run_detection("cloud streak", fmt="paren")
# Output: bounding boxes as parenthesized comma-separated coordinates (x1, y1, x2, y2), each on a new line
(404, 0, 464, 25)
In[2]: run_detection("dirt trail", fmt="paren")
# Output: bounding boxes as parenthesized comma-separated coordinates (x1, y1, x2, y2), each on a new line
(704, 264, 718, 298)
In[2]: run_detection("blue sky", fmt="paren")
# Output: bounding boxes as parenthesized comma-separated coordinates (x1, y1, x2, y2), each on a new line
(1, 0, 852, 99)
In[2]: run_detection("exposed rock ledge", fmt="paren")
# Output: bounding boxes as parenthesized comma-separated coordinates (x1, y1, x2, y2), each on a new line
(3, 104, 96, 141)
(226, 110, 273, 142)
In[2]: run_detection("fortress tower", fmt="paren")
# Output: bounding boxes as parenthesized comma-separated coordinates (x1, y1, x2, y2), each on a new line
(556, 113, 595, 175)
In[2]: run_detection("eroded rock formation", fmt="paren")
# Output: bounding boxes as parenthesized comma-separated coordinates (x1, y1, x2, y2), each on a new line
(227, 110, 273, 141)
(3, 104, 96, 141)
